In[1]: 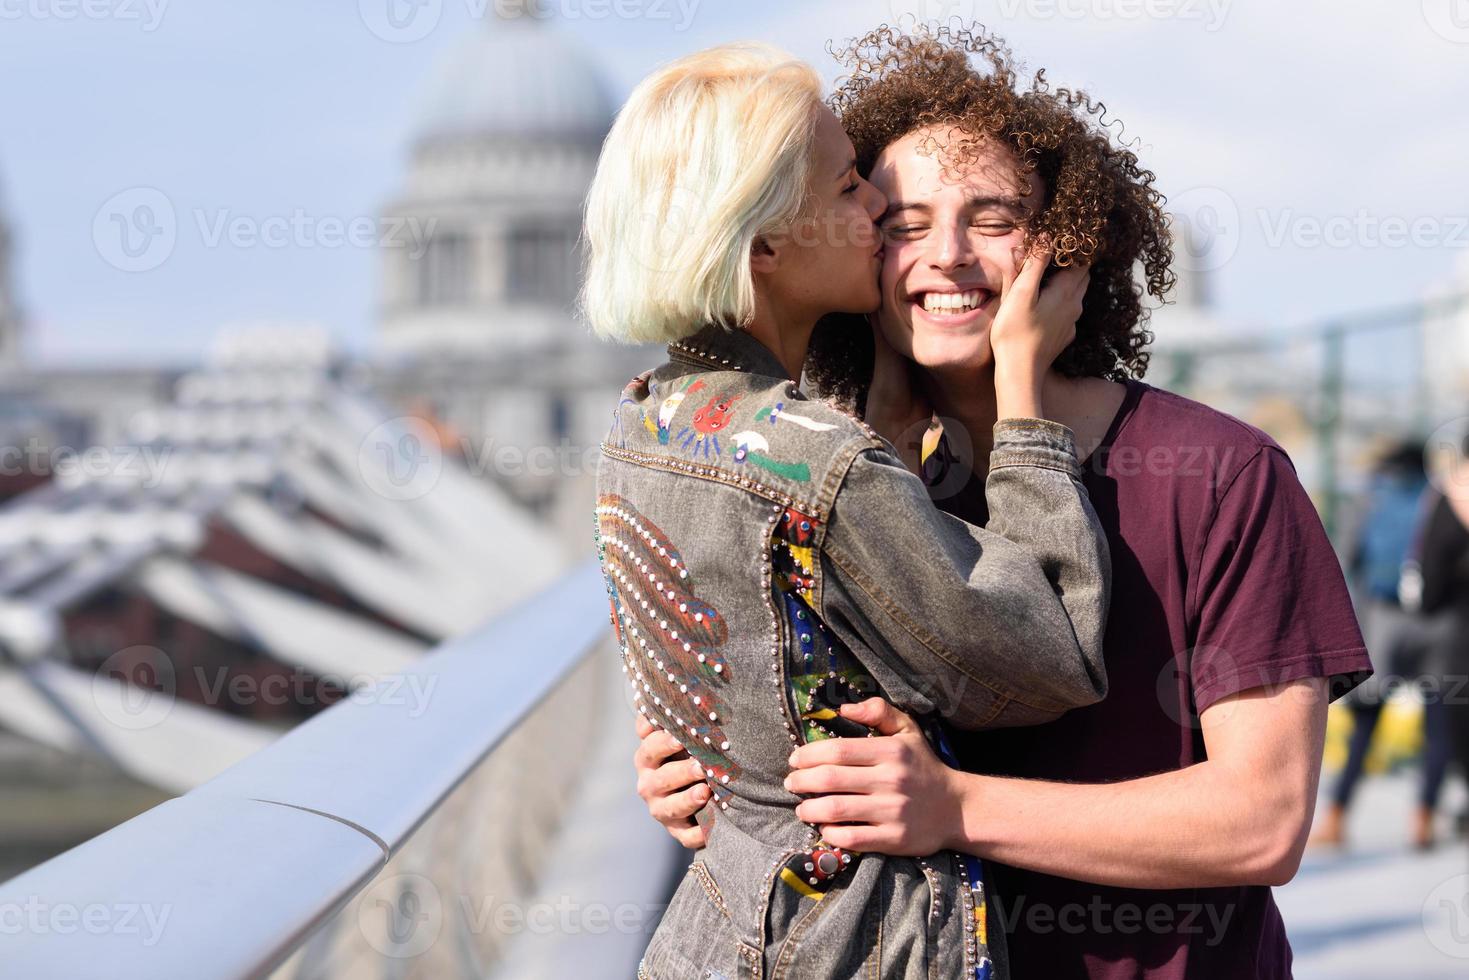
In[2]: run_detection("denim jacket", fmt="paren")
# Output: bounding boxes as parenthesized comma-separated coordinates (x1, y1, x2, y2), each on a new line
(593, 322, 1110, 979)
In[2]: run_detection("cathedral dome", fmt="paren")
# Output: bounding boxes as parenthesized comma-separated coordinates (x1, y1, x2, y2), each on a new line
(413, 14, 613, 145)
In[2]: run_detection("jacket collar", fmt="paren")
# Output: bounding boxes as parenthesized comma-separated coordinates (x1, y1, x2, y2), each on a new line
(666, 323, 794, 381)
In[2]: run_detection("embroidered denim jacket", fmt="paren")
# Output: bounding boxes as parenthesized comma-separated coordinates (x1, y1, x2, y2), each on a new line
(593, 322, 1110, 980)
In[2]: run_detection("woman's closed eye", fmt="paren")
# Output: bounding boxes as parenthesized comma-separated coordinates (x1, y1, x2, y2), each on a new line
(882, 222, 929, 240)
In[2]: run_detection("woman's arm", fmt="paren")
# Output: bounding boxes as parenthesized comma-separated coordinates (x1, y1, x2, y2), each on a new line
(819, 423, 1109, 731)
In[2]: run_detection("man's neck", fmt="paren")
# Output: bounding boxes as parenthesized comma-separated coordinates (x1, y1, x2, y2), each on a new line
(923, 364, 1128, 472)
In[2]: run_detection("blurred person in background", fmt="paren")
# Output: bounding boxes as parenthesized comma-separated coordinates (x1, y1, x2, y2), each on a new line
(1416, 430, 1469, 840)
(1312, 441, 1446, 850)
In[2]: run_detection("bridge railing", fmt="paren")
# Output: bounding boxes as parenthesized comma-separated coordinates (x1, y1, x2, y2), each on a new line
(0, 559, 668, 980)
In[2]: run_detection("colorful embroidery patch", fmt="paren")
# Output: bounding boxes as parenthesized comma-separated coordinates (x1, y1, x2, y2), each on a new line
(631, 377, 821, 482)
(595, 494, 740, 807)
(753, 402, 839, 432)
(769, 508, 876, 742)
(647, 376, 702, 446)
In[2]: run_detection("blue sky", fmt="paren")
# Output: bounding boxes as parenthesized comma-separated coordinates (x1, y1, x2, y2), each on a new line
(2, 0, 1466, 367)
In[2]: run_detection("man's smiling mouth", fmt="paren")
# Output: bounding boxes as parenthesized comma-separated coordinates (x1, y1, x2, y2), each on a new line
(914, 289, 993, 315)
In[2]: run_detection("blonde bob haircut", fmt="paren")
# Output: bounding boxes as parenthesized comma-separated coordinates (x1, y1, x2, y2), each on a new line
(579, 43, 825, 344)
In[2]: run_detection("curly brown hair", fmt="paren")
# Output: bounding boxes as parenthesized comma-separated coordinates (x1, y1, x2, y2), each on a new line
(805, 22, 1176, 412)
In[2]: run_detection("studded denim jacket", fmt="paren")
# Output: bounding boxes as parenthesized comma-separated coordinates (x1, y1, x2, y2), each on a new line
(593, 322, 1110, 980)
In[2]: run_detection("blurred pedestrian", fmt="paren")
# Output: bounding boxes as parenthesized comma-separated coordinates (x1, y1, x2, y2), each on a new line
(1416, 430, 1469, 841)
(1313, 440, 1446, 849)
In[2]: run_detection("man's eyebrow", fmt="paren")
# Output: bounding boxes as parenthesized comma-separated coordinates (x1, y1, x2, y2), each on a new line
(966, 192, 1027, 211)
(882, 201, 929, 216)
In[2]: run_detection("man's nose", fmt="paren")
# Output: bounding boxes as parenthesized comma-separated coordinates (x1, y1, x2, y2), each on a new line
(928, 223, 976, 272)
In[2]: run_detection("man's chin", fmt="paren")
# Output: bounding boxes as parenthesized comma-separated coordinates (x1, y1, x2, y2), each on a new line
(909, 335, 994, 377)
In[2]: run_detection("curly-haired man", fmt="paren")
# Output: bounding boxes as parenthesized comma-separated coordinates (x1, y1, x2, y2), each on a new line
(633, 23, 1371, 979)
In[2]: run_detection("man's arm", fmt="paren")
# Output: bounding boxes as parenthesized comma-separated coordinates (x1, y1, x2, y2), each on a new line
(785, 677, 1328, 889)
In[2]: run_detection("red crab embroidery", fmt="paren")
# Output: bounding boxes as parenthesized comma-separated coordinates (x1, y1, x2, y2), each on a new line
(691, 391, 743, 433)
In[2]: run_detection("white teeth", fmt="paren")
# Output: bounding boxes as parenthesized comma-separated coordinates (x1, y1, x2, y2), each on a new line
(920, 290, 984, 314)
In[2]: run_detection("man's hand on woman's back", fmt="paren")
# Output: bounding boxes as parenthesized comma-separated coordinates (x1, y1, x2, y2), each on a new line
(634, 713, 712, 849)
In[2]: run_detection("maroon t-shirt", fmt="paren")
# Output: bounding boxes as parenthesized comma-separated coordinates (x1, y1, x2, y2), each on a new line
(930, 380, 1371, 979)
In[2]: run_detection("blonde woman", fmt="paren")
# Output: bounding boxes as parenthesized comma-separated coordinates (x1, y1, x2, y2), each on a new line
(584, 43, 1106, 979)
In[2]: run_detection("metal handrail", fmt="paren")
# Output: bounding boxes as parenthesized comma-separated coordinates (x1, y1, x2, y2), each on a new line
(0, 559, 608, 979)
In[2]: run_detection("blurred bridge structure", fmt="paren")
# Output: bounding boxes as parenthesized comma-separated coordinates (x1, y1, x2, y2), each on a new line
(0, 330, 677, 978)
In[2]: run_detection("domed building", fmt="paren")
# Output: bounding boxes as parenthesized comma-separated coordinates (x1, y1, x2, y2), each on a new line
(378, 12, 613, 356)
(373, 10, 650, 530)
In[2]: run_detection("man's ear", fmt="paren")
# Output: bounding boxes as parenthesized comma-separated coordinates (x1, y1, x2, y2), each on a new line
(750, 235, 780, 275)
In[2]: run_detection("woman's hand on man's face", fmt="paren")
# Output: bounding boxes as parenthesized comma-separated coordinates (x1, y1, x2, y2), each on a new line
(633, 712, 711, 849)
(785, 698, 967, 857)
(989, 241, 1090, 384)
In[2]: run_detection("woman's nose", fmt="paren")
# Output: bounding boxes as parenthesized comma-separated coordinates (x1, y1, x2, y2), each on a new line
(861, 178, 887, 221)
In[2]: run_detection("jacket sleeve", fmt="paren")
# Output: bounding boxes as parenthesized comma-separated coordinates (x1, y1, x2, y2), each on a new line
(818, 418, 1110, 731)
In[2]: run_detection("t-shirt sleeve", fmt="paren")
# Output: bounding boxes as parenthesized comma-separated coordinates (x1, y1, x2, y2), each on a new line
(1190, 445, 1371, 713)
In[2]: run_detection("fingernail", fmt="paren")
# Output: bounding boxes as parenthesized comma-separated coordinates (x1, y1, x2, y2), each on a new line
(787, 751, 798, 767)
(782, 775, 793, 791)
(694, 786, 709, 801)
